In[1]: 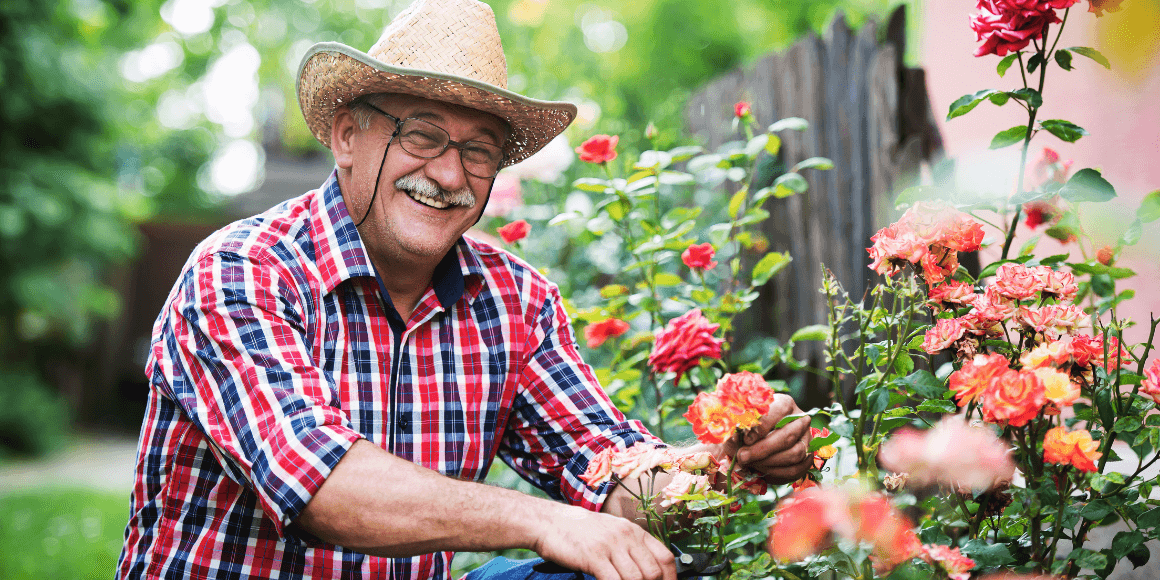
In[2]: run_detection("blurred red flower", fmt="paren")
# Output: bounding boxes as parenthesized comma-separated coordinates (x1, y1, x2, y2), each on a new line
(575, 134, 619, 164)
(681, 243, 718, 270)
(1088, 0, 1125, 16)
(734, 101, 752, 118)
(497, 219, 530, 244)
(584, 318, 630, 348)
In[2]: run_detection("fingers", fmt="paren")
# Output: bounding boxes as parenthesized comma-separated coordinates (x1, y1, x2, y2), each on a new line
(743, 394, 803, 446)
(737, 413, 813, 484)
(540, 508, 674, 580)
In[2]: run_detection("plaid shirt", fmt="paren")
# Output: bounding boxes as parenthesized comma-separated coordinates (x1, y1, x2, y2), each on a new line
(118, 171, 657, 580)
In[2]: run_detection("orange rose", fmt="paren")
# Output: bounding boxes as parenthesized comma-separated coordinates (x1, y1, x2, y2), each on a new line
(1142, 359, 1160, 405)
(949, 353, 1009, 406)
(981, 369, 1046, 427)
(1043, 426, 1101, 472)
(716, 371, 776, 417)
(683, 392, 741, 445)
(575, 134, 618, 164)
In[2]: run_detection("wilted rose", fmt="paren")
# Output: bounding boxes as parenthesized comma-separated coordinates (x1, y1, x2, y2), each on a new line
(497, 219, 531, 244)
(681, 243, 718, 270)
(576, 134, 619, 164)
(648, 309, 724, 382)
(584, 318, 630, 348)
(1043, 426, 1101, 472)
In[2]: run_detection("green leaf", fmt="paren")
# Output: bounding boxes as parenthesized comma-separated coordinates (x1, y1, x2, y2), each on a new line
(1009, 87, 1044, 108)
(988, 91, 1011, 106)
(728, 188, 747, 219)
(896, 370, 949, 399)
(1138, 190, 1160, 222)
(767, 117, 809, 132)
(997, 53, 1019, 77)
(751, 252, 792, 286)
(1080, 500, 1114, 521)
(775, 413, 808, 429)
(1059, 168, 1117, 202)
(962, 540, 1015, 567)
(868, 388, 890, 415)
(1068, 46, 1111, 69)
(1138, 506, 1160, 529)
(792, 157, 834, 172)
(989, 125, 1028, 149)
(1121, 219, 1142, 246)
(1039, 119, 1089, 143)
(573, 177, 611, 193)
(916, 399, 957, 414)
(772, 172, 808, 197)
(1028, 53, 1045, 74)
(809, 430, 839, 452)
(1067, 548, 1107, 570)
(1019, 235, 1041, 256)
(764, 133, 782, 157)
(790, 324, 831, 342)
(1054, 48, 1073, 70)
(892, 185, 952, 209)
(653, 273, 684, 286)
(947, 89, 998, 120)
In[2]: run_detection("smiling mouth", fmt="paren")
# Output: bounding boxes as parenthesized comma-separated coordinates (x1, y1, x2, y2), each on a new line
(405, 189, 453, 209)
(395, 174, 475, 211)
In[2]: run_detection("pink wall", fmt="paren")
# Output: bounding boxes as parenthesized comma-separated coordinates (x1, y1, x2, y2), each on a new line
(922, 0, 1160, 346)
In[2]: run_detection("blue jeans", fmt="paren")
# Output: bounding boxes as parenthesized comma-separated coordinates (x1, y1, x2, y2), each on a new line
(464, 558, 593, 580)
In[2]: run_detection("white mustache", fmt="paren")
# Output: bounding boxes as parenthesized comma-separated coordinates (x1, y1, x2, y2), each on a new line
(395, 174, 476, 209)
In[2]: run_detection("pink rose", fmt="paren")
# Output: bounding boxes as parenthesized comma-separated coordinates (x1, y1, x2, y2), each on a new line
(922, 318, 969, 354)
(923, 544, 976, 580)
(970, 0, 1062, 57)
(610, 443, 672, 480)
(648, 309, 724, 382)
(660, 471, 711, 509)
(994, 263, 1044, 300)
(1034, 266, 1077, 301)
(878, 416, 1015, 492)
(681, 243, 718, 270)
(575, 134, 619, 164)
(972, 285, 1018, 322)
(580, 447, 615, 487)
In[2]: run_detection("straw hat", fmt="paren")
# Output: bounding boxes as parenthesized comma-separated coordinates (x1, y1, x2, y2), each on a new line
(296, 0, 577, 167)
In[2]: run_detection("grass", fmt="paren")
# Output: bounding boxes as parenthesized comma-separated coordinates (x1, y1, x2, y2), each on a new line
(0, 487, 128, 580)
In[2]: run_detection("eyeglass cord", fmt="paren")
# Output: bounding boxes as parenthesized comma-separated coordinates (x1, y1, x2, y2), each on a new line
(355, 130, 397, 228)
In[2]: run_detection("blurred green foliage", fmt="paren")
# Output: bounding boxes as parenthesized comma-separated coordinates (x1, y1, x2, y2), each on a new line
(0, 487, 128, 579)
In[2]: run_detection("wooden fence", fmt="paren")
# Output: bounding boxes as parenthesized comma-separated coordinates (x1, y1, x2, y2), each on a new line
(684, 8, 944, 395)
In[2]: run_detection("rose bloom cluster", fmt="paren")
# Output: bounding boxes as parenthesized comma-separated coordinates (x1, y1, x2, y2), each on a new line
(868, 201, 984, 286)
(648, 309, 723, 382)
(879, 416, 1015, 492)
(922, 262, 1084, 358)
(971, 0, 1125, 57)
(683, 371, 776, 445)
(768, 485, 975, 579)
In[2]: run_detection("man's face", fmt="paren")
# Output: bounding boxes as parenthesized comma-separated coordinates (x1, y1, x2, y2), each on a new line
(338, 94, 506, 268)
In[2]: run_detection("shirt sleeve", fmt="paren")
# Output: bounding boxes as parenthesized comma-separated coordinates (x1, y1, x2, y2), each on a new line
(153, 249, 363, 537)
(498, 283, 663, 512)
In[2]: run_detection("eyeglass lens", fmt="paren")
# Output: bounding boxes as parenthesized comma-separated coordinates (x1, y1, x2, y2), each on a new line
(396, 118, 504, 178)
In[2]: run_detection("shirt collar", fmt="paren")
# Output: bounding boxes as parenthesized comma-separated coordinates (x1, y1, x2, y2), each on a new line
(311, 169, 481, 309)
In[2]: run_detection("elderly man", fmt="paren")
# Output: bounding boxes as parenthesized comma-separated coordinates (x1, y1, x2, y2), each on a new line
(117, 1, 812, 579)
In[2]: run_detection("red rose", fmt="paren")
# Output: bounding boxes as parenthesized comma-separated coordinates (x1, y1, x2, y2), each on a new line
(575, 134, 619, 164)
(970, 0, 1061, 57)
(682, 243, 718, 270)
(648, 309, 723, 382)
(497, 219, 531, 244)
(734, 101, 752, 119)
(584, 318, 630, 348)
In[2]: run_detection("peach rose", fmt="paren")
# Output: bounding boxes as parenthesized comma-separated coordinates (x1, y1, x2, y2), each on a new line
(580, 447, 615, 486)
(949, 353, 1011, 406)
(981, 369, 1046, 427)
(660, 471, 711, 509)
(923, 318, 969, 354)
(923, 544, 976, 580)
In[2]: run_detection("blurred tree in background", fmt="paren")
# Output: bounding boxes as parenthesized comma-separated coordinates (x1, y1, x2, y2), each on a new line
(0, 0, 902, 456)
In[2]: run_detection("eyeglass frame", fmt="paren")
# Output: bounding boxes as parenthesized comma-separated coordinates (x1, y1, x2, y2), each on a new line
(359, 102, 507, 179)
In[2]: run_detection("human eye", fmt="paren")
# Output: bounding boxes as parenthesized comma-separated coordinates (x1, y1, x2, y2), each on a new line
(401, 121, 445, 152)
(462, 142, 502, 164)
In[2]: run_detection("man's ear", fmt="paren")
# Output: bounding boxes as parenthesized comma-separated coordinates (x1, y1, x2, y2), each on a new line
(331, 106, 357, 170)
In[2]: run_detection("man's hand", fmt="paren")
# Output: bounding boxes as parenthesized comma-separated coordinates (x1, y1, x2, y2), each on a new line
(533, 503, 676, 580)
(733, 394, 813, 484)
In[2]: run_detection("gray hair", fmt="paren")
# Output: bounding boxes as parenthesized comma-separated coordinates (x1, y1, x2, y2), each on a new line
(348, 93, 394, 131)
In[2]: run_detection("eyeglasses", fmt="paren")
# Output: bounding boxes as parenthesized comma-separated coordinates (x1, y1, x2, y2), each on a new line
(361, 103, 506, 179)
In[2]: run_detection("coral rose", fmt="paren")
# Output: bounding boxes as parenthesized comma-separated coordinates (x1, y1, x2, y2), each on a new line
(854, 494, 921, 574)
(497, 219, 531, 244)
(949, 353, 1011, 406)
(681, 243, 718, 270)
(1141, 358, 1160, 405)
(584, 318, 630, 348)
(610, 442, 673, 480)
(981, 369, 1046, 427)
(648, 309, 723, 382)
(924, 544, 976, 580)
(1096, 245, 1115, 265)
(1043, 426, 1101, 472)
(716, 371, 776, 416)
(684, 392, 744, 445)
(580, 447, 615, 486)
(576, 134, 619, 164)
(1070, 333, 1131, 369)
(768, 487, 845, 562)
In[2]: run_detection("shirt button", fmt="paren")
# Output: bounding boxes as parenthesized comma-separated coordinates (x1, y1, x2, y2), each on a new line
(398, 416, 411, 430)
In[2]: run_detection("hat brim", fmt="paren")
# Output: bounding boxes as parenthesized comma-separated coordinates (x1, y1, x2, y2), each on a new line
(297, 42, 577, 167)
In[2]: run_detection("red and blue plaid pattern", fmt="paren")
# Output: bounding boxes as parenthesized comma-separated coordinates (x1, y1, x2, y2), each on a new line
(118, 172, 657, 579)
